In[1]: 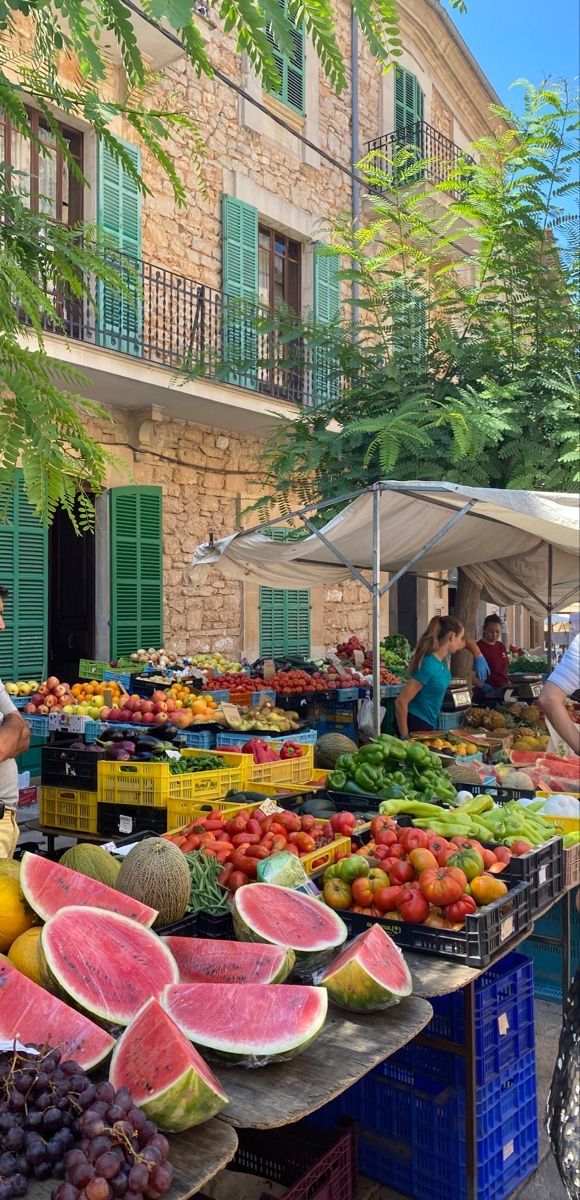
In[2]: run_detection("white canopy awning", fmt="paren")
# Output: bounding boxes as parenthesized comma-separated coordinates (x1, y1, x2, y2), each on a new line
(191, 482, 580, 616)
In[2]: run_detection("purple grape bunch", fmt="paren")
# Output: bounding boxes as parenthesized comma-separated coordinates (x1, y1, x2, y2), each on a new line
(0, 1048, 173, 1200)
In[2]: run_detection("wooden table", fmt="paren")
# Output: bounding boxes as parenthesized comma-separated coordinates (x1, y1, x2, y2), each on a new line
(27, 1119, 238, 1200)
(216, 995, 432, 1129)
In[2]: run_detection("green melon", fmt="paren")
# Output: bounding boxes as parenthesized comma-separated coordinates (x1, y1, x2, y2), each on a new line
(314, 733, 358, 770)
(59, 844, 120, 888)
(116, 837, 191, 928)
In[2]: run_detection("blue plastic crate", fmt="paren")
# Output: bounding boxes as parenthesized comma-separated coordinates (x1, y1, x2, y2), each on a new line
(103, 669, 132, 689)
(179, 728, 216, 749)
(425, 952, 535, 1084)
(251, 690, 276, 706)
(216, 729, 317, 748)
(520, 900, 580, 1001)
(437, 710, 463, 730)
(23, 713, 50, 738)
(358, 1128, 414, 1197)
(326, 686, 359, 705)
(12, 696, 29, 709)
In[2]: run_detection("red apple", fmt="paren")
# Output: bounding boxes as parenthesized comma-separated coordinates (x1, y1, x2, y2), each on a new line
(53, 684, 67, 698)
(126, 698, 140, 712)
(31, 693, 45, 707)
(44, 695, 57, 709)
(165, 698, 176, 713)
(142, 712, 155, 725)
(153, 712, 169, 724)
(153, 702, 167, 715)
(23, 703, 36, 714)
(131, 712, 143, 723)
(140, 700, 154, 714)
(152, 690, 167, 703)
(46, 676, 60, 691)
(37, 704, 49, 714)
(120, 708, 133, 722)
(108, 707, 122, 722)
(99, 707, 111, 721)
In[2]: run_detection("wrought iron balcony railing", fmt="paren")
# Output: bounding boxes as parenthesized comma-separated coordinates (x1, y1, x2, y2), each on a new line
(365, 121, 475, 199)
(29, 251, 315, 406)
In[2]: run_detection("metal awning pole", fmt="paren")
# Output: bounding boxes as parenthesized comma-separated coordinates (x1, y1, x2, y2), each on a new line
(372, 489, 381, 736)
(547, 544, 553, 668)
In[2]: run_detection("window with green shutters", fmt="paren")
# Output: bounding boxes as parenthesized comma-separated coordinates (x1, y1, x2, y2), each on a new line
(258, 527, 310, 659)
(0, 471, 48, 682)
(109, 487, 163, 659)
(97, 139, 142, 357)
(259, 589, 311, 658)
(394, 66, 424, 132)
(391, 282, 427, 363)
(266, 0, 305, 114)
(222, 194, 258, 388)
(313, 245, 340, 402)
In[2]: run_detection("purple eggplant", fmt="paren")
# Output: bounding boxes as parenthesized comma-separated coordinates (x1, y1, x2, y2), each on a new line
(106, 747, 132, 761)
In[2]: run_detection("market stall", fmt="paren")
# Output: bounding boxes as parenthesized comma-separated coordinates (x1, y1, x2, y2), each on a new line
(191, 480, 580, 734)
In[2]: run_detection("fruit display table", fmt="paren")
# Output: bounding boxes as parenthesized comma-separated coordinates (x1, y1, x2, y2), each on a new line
(28, 1119, 239, 1200)
(214, 996, 433, 1129)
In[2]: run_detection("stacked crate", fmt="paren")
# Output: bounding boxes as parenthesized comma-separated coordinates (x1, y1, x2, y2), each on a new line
(310, 952, 538, 1200)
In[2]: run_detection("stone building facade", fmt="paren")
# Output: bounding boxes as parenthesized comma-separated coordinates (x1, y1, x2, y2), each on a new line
(7, 0, 512, 679)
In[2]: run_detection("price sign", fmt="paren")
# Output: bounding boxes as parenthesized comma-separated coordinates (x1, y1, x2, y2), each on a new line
(165, 748, 181, 760)
(119, 815, 134, 834)
(221, 703, 242, 728)
(497, 1012, 509, 1036)
(258, 798, 284, 815)
(328, 653, 347, 677)
(500, 915, 514, 942)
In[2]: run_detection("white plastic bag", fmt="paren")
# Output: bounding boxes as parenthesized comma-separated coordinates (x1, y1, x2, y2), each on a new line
(358, 696, 385, 738)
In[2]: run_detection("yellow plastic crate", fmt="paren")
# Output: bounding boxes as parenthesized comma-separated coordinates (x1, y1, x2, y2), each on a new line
(41, 785, 98, 833)
(165, 801, 351, 877)
(166, 797, 254, 830)
(183, 746, 314, 788)
(97, 755, 244, 808)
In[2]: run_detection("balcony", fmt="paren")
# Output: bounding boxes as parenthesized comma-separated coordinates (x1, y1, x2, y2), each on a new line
(365, 121, 475, 200)
(24, 250, 319, 429)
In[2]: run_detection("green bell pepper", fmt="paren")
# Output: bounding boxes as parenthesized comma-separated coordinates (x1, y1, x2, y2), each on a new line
(406, 742, 430, 766)
(335, 754, 355, 774)
(354, 764, 383, 793)
(377, 735, 408, 761)
(327, 769, 348, 791)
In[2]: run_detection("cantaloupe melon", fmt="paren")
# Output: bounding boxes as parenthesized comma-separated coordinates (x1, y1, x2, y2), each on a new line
(60, 843, 120, 888)
(117, 838, 190, 928)
(315, 733, 358, 769)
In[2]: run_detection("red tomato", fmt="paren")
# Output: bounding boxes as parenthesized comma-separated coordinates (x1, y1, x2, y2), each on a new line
(374, 885, 402, 914)
(408, 848, 438, 875)
(278, 811, 301, 833)
(245, 845, 271, 859)
(388, 859, 414, 885)
(375, 828, 398, 847)
(202, 819, 225, 832)
(480, 847, 498, 869)
(399, 828, 429, 852)
(289, 831, 316, 853)
(444, 895, 477, 923)
(370, 816, 395, 838)
(323, 879, 352, 910)
(510, 840, 533, 856)
(231, 851, 258, 877)
(427, 835, 451, 866)
(181, 834, 200, 852)
(232, 831, 261, 847)
(494, 846, 513, 865)
(228, 871, 249, 891)
(398, 884, 430, 924)
(246, 818, 262, 835)
(300, 815, 317, 832)
(217, 863, 234, 886)
(419, 866, 468, 907)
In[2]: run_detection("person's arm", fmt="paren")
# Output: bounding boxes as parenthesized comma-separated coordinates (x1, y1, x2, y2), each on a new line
(394, 679, 423, 739)
(0, 711, 29, 762)
(538, 682, 580, 756)
(465, 638, 490, 683)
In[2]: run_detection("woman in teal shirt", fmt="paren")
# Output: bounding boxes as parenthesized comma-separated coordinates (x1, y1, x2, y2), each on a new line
(394, 615, 490, 737)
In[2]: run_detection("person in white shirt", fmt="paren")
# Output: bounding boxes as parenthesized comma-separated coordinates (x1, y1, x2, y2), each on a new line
(0, 586, 31, 858)
(538, 633, 580, 756)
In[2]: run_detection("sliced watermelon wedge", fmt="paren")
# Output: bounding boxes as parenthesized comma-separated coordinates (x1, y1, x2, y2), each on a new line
(163, 982, 327, 1064)
(162, 937, 295, 984)
(41, 906, 179, 1026)
(321, 924, 413, 1012)
(233, 883, 347, 979)
(20, 852, 157, 926)
(109, 998, 228, 1131)
(0, 956, 115, 1071)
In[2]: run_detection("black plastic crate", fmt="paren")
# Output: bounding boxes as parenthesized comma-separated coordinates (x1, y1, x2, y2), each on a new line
(41, 741, 106, 791)
(326, 789, 382, 816)
(340, 879, 532, 968)
(230, 1120, 356, 1200)
(157, 912, 199, 936)
(469, 783, 535, 802)
(97, 802, 167, 838)
(490, 835, 564, 915)
(197, 908, 235, 939)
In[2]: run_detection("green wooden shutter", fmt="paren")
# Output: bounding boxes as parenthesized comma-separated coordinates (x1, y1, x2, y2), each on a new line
(266, 0, 305, 114)
(222, 194, 258, 388)
(394, 66, 424, 131)
(259, 589, 310, 658)
(97, 139, 142, 357)
(110, 486, 162, 658)
(313, 245, 340, 402)
(391, 283, 427, 363)
(0, 472, 48, 681)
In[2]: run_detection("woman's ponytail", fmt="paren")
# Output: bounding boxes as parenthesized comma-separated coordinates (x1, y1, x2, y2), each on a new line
(410, 615, 464, 674)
